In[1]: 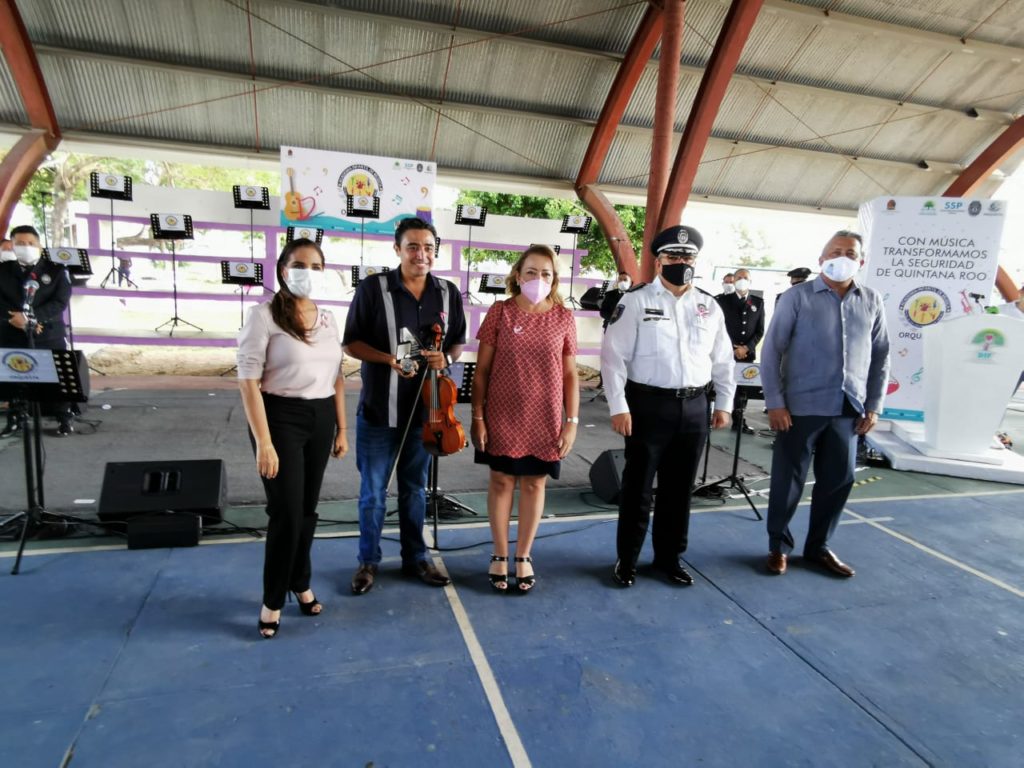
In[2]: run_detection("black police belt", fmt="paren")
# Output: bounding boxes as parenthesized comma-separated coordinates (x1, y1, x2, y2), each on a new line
(626, 380, 709, 400)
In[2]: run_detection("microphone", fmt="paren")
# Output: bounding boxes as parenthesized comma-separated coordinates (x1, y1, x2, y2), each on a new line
(23, 277, 39, 312)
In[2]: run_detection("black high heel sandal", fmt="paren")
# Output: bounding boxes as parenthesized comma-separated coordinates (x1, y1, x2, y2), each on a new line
(258, 607, 280, 639)
(488, 555, 509, 592)
(293, 591, 322, 616)
(514, 556, 535, 593)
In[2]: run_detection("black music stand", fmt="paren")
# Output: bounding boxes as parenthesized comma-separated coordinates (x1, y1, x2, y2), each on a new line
(0, 347, 89, 574)
(347, 194, 380, 273)
(91, 172, 137, 290)
(221, 261, 264, 328)
(42, 247, 91, 351)
(286, 226, 324, 245)
(694, 386, 762, 520)
(479, 273, 508, 295)
(455, 204, 487, 304)
(560, 214, 592, 309)
(428, 361, 477, 518)
(151, 213, 201, 336)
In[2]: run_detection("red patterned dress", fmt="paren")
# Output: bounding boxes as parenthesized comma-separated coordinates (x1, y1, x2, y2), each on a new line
(475, 298, 578, 476)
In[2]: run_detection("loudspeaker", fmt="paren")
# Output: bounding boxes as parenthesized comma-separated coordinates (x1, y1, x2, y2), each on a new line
(590, 449, 626, 504)
(98, 459, 227, 524)
(126, 513, 201, 550)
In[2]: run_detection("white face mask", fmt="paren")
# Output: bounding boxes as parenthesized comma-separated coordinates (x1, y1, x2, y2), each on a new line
(721, 283, 735, 294)
(14, 245, 41, 266)
(284, 268, 324, 298)
(616, 278, 631, 291)
(734, 278, 751, 293)
(0, 249, 15, 263)
(820, 256, 860, 283)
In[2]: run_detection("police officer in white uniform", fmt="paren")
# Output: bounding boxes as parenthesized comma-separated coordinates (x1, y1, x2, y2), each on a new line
(601, 225, 736, 587)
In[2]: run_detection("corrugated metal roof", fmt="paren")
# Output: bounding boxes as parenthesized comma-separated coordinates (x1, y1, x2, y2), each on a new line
(5, 0, 1023, 213)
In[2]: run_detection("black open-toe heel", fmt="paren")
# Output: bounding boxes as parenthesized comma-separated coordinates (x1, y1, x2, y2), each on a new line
(514, 556, 535, 593)
(293, 591, 322, 616)
(488, 555, 509, 592)
(258, 607, 280, 639)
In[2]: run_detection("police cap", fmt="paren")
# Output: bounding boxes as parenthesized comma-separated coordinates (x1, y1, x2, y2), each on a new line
(786, 267, 812, 279)
(651, 225, 702, 256)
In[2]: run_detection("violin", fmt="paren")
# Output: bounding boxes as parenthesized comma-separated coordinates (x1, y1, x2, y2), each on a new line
(421, 322, 467, 456)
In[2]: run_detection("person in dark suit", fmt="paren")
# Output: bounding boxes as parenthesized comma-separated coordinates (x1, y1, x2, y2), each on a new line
(599, 270, 633, 328)
(0, 225, 74, 437)
(716, 268, 764, 433)
(776, 266, 813, 306)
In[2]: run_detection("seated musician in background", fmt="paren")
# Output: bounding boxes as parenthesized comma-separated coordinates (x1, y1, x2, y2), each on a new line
(599, 270, 634, 328)
(470, 245, 579, 593)
(342, 218, 466, 595)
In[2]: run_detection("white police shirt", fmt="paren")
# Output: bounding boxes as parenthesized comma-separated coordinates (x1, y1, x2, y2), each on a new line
(600, 280, 736, 416)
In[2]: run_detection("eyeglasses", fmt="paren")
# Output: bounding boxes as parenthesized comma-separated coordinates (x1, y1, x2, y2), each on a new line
(659, 251, 695, 263)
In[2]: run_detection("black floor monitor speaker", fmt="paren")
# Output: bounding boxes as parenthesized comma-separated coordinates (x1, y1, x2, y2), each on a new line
(590, 449, 626, 504)
(126, 513, 201, 550)
(98, 459, 227, 525)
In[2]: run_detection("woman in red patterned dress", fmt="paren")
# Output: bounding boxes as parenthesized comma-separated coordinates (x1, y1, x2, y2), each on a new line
(470, 245, 579, 593)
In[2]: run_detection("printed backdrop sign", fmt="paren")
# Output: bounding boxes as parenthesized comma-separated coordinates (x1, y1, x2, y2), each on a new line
(860, 196, 1007, 421)
(279, 146, 435, 234)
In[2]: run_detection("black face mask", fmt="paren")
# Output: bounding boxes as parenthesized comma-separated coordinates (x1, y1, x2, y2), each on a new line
(660, 262, 694, 286)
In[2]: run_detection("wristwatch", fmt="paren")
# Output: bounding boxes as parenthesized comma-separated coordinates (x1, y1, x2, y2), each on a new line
(565, 416, 579, 424)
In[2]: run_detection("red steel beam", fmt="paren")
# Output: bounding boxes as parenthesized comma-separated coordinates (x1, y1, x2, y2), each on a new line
(640, 0, 684, 282)
(0, 130, 60, 235)
(944, 117, 1024, 301)
(0, 0, 62, 233)
(658, 0, 763, 231)
(574, 4, 664, 281)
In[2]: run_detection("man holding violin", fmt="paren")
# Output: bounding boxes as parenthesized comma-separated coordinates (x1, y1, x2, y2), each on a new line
(343, 217, 466, 594)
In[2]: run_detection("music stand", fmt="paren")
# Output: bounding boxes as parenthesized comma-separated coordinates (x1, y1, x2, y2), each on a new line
(455, 204, 487, 304)
(42, 247, 90, 349)
(151, 213, 201, 336)
(479, 273, 507, 295)
(233, 184, 270, 262)
(347, 194, 379, 272)
(693, 380, 763, 520)
(91, 172, 137, 290)
(286, 226, 324, 245)
(560, 214, 592, 308)
(0, 347, 88, 574)
(221, 261, 264, 328)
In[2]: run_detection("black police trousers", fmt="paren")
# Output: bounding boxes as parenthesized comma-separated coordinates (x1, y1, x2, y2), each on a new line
(616, 382, 708, 568)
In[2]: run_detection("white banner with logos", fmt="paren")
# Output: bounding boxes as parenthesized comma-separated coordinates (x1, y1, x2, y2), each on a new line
(859, 196, 1007, 421)
(279, 146, 436, 234)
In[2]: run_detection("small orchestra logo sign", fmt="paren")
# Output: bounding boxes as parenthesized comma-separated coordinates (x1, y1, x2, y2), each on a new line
(3, 351, 36, 374)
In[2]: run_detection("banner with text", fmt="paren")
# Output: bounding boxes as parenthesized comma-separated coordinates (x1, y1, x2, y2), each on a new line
(860, 196, 1007, 421)
(279, 146, 435, 234)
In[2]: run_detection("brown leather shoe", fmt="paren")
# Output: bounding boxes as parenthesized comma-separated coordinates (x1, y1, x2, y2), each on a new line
(351, 563, 378, 595)
(766, 552, 787, 575)
(810, 549, 855, 577)
(401, 560, 451, 587)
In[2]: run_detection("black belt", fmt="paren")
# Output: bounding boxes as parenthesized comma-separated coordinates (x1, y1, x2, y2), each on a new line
(627, 381, 708, 399)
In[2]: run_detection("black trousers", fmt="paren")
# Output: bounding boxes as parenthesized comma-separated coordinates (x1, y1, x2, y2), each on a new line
(251, 393, 335, 611)
(616, 383, 709, 568)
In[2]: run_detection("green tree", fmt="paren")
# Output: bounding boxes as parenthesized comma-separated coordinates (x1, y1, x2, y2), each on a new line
(455, 190, 645, 275)
(730, 222, 775, 267)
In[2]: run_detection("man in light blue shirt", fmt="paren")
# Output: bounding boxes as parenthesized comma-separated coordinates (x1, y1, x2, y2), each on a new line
(760, 231, 890, 577)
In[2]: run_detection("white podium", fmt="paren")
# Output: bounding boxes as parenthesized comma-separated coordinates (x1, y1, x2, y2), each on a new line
(890, 313, 1024, 467)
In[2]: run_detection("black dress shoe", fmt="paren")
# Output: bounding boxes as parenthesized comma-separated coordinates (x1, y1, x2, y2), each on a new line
(402, 560, 451, 587)
(654, 559, 694, 586)
(56, 422, 74, 437)
(0, 422, 19, 438)
(351, 563, 378, 595)
(612, 559, 636, 587)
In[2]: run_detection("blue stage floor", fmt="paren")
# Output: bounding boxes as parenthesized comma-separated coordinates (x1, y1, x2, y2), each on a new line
(3, 489, 1023, 767)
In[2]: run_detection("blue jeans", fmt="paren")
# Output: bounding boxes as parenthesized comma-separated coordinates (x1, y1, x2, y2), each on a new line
(356, 413, 431, 565)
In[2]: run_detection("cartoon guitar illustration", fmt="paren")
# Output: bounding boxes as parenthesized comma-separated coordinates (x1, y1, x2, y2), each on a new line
(284, 168, 316, 221)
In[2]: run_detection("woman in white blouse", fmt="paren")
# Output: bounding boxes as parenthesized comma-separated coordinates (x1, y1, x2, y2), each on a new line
(237, 238, 348, 639)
